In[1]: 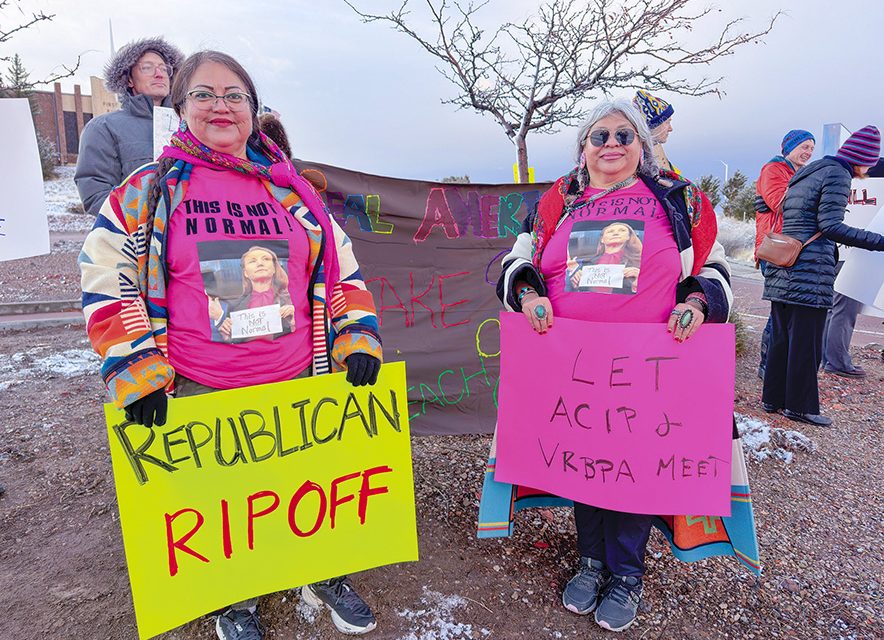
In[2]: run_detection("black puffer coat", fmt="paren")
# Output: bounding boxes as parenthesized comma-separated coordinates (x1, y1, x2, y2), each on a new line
(763, 157, 884, 308)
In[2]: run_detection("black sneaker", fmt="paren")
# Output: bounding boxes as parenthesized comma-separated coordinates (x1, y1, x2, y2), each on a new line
(782, 410, 833, 427)
(823, 366, 866, 379)
(562, 556, 610, 614)
(594, 575, 642, 632)
(301, 577, 377, 635)
(215, 607, 264, 640)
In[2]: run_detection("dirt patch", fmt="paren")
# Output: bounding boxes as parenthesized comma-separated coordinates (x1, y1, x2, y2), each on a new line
(0, 247, 83, 303)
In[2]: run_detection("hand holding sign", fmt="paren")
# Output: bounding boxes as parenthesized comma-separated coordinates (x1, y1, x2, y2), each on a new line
(124, 388, 168, 430)
(521, 295, 554, 334)
(229, 304, 284, 339)
(345, 353, 381, 386)
(579, 263, 625, 288)
(666, 302, 705, 343)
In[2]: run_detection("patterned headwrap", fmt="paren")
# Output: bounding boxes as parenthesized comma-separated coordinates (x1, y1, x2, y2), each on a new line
(633, 90, 674, 130)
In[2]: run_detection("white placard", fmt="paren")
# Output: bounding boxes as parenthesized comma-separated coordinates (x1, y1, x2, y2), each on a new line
(841, 177, 883, 261)
(834, 206, 884, 311)
(0, 99, 49, 261)
(229, 304, 283, 339)
(838, 177, 884, 315)
(152, 106, 179, 159)
(579, 263, 625, 288)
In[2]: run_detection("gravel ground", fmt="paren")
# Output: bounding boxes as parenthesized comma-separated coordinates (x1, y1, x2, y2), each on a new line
(1, 170, 882, 639)
(0, 248, 83, 302)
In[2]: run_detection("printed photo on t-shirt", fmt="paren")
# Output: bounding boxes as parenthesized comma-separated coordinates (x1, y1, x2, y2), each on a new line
(197, 239, 296, 343)
(565, 220, 644, 294)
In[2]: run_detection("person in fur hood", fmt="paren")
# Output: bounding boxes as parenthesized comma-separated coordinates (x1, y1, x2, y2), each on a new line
(74, 36, 184, 215)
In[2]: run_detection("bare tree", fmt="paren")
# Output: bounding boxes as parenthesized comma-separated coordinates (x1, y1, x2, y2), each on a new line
(0, 0, 80, 84)
(346, 0, 780, 182)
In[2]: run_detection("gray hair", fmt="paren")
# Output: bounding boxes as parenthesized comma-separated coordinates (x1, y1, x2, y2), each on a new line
(574, 99, 659, 177)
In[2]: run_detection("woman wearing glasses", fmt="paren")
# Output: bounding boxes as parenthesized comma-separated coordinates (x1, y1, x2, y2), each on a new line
(79, 51, 382, 639)
(497, 99, 731, 631)
(75, 37, 184, 215)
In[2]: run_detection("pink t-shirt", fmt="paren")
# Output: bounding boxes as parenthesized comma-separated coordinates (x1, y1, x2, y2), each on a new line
(541, 180, 682, 323)
(166, 166, 313, 388)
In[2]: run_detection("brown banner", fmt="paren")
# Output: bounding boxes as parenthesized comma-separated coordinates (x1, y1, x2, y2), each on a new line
(294, 159, 552, 435)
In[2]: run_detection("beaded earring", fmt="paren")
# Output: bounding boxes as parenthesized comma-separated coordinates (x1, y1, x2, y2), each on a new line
(178, 120, 188, 133)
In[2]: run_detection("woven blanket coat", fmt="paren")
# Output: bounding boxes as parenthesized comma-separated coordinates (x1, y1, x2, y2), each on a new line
(79, 161, 382, 408)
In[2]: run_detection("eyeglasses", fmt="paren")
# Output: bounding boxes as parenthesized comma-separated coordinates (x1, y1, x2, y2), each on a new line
(135, 62, 172, 76)
(185, 90, 252, 110)
(587, 128, 637, 147)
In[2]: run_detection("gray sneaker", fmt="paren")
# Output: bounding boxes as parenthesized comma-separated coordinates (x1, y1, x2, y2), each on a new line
(301, 577, 377, 635)
(215, 607, 264, 640)
(594, 575, 642, 632)
(562, 557, 610, 615)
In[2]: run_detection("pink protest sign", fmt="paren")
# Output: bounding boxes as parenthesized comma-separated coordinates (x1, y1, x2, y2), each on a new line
(495, 313, 735, 516)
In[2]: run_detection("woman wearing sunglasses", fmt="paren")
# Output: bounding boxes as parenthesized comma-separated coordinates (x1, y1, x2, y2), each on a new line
(80, 51, 382, 639)
(497, 98, 731, 632)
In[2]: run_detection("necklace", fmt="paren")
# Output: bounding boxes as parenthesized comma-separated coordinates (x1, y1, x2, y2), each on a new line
(558, 174, 638, 229)
(585, 175, 638, 203)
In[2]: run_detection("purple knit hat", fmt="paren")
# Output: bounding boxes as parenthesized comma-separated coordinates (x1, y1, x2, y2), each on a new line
(836, 126, 881, 167)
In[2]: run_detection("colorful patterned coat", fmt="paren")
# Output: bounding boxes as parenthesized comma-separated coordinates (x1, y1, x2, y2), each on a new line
(79, 161, 382, 408)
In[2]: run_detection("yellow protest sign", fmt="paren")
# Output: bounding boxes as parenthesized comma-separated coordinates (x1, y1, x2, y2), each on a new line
(105, 362, 416, 639)
(512, 163, 535, 183)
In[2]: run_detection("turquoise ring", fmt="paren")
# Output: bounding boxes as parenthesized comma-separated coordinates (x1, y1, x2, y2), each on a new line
(535, 306, 547, 319)
(678, 308, 694, 329)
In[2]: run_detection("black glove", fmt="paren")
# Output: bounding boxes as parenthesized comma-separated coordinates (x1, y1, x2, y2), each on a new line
(345, 354, 381, 387)
(124, 388, 168, 429)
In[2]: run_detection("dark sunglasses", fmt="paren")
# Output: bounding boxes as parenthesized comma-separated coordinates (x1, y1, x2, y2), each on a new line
(587, 128, 636, 147)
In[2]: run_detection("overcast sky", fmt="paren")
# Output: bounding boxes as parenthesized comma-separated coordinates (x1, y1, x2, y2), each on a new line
(3, 0, 881, 184)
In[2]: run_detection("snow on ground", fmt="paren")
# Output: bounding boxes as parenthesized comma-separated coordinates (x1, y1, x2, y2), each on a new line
(397, 588, 490, 640)
(283, 586, 491, 640)
(716, 215, 756, 263)
(736, 412, 816, 463)
(45, 165, 93, 233)
(293, 594, 318, 624)
(0, 342, 99, 383)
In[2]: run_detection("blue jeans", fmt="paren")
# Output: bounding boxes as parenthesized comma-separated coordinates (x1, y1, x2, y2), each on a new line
(821, 262, 863, 372)
(574, 504, 654, 577)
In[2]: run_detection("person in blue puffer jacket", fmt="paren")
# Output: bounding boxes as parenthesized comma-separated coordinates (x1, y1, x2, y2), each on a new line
(762, 126, 884, 426)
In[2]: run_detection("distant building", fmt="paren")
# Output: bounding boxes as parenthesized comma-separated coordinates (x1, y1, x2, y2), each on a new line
(32, 77, 119, 164)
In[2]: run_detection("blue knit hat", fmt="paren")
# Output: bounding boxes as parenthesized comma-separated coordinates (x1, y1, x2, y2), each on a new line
(781, 129, 814, 156)
(836, 126, 881, 167)
(632, 90, 674, 129)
